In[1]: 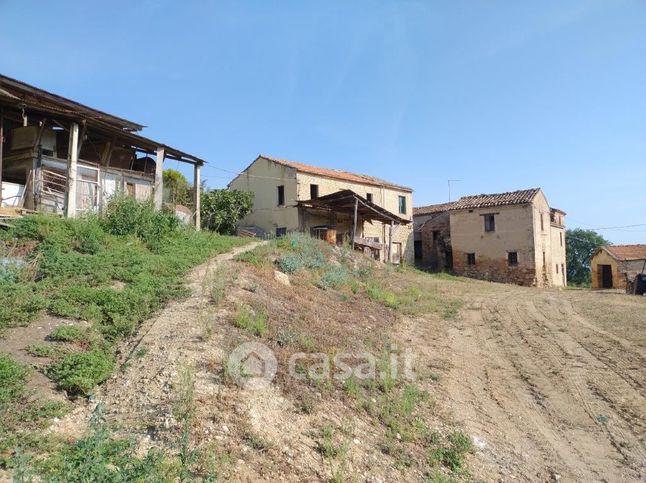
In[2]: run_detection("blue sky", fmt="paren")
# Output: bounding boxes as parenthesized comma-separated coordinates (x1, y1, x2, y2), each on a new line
(1, 0, 644, 243)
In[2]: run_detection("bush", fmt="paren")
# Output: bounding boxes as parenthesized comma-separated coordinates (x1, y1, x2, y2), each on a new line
(0, 354, 29, 404)
(201, 189, 253, 234)
(47, 349, 114, 395)
(101, 195, 180, 242)
(317, 266, 349, 289)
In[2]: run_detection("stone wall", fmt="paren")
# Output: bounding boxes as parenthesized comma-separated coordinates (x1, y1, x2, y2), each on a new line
(420, 211, 451, 271)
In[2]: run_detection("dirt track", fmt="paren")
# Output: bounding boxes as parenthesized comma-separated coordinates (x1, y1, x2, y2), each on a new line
(404, 285, 646, 481)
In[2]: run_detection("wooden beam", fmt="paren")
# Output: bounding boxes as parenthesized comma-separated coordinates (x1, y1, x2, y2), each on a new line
(193, 163, 201, 230)
(76, 120, 87, 158)
(388, 221, 394, 263)
(65, 122, 79, 218)
(0, 107, 3, 206)
(153, 147, 165, 210)
(100, 138, 114, 166)
(352, 196, 358, 250)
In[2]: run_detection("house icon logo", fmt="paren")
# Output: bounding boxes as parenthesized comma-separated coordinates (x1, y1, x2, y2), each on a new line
(228, 342, 277, 390)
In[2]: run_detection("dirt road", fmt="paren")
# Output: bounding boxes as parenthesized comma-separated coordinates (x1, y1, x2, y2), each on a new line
(404, 285, 646, 481)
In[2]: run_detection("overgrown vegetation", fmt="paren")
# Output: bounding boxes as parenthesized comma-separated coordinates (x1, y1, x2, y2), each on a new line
(200, 189, 253, 234)
(0, 195, 246, 398)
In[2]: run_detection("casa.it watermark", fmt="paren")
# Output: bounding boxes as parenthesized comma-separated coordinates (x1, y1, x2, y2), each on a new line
(227, 342, 415, 390)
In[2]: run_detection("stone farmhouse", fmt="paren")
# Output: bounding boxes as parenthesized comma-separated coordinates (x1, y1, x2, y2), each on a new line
(590, 245, 646, 290)
(229, 155, 414, 264)
(414, 188, 567, 287)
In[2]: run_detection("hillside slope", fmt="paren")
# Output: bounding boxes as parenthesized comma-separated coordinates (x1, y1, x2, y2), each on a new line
(3, 233, 645, 481)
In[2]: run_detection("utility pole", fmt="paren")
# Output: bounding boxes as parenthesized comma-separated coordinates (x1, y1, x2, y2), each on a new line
(448, 179, 461, 202)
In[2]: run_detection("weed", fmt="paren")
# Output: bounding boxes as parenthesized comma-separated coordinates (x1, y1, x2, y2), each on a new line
(232, 304, 267, 337)
(49, 325, 85, 343)
(243, 431, 270, 452)
(317, 266, 349, 290)
(366, 282, 400, 309)
(343, 377, 361, 400)
(174, 364, 196, 480)
(316, 425, 347, 459)
(0, 354, 29, 404)
(426, 431, 473, 472)
(25, 344, 66, 359)
(134, 346, 149, 359)
(235, 250, 265, 267)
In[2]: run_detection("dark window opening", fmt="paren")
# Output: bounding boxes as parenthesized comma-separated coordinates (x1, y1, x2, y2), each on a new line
(310, 184, 319, 199)
(467, 253, 476, 265)
(508, 252, 518, 266)
(540, 213, 544, 231)
(277, 185, 285, 206)
(276, 227, 287, 237)
(484, 214, 496, 232)
(432, 230, 440, 242)
(560, 232, 563, 247)
(366, 193, 373, 203)
(556, 263, 559, 274)
(398, 195, 407, 214)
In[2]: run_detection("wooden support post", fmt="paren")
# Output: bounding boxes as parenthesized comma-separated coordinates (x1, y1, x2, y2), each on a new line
(65, 122, 79, 218)
(0, 106, 4, 206)
(352, 196, 358, 250)
(76, 120, 87, 158)
(153, 147, 165, 210)
(193, 163, 201, 230)
(388, 221, 394, 263)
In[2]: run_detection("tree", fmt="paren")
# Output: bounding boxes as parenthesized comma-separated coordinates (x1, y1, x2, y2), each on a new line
(163, 169, 191, 205)
(566, 228, 610, 286)
(200, 189, 253, 235)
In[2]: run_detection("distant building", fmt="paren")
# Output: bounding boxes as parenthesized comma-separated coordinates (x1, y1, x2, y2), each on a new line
(414, 188, 567, 287)
(590, 245, 646, 290)
(229, 155, 414, 263)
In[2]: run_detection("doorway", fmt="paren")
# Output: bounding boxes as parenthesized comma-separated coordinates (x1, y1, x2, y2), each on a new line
(599, 264, 613, 288)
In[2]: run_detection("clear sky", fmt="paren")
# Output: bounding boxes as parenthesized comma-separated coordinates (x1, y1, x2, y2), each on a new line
(1, 0, 644, 243)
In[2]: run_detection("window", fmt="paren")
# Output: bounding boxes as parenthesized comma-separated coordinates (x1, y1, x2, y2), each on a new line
(484, 214, 496, 232)
(508, 252, 518, 266)
(398, 195, 407, 214)
(556, 263, 559, 274)
(467, 253, 476, 265)
(560, 232, 563, 247)
(542, 251, 546, 267)
(432, 230, 440, 242)
(310, 184, 319, 199)
(540, 213, 544, 231)
(276, 227, 287, 237)
(366, 193, 373, 203)
(277, 185, 285, 206)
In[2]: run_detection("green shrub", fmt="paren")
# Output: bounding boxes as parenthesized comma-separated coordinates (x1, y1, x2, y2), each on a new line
(101, 195, 180, 242)
(49, 325, 85, 342)
(48, 349, 114, 395)
(0, 354, 29, 404)
(232, 305, 267, 337)
(317, 266, 349, 289)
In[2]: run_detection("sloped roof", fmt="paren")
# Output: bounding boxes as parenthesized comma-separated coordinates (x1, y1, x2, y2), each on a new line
(602, 245, 646, 261)
(258, 155, 412, 192)
(296, 189, 410, 224)
(413, 202, 455, 216)
(0, 73, 143, 131)
(450, 188, 541, 211)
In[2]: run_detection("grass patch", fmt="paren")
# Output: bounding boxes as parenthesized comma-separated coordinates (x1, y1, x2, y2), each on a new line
(0, 354, 29, 405)
(49, 325, 85, 342)
(47, 349, 114, 396)
(232, 304, 268, 337)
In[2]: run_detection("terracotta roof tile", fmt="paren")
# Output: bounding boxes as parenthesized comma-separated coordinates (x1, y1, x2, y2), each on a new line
(259, 155, 412, 192)
(604, 245, 646, 261)
(413, 202, 455, 216)
(449, 188, 540, 210)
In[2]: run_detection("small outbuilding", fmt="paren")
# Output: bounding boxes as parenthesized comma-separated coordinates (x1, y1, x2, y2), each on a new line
(590, 245, 646, 290)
